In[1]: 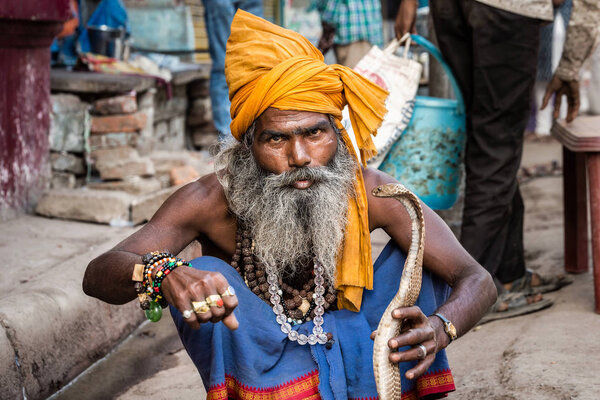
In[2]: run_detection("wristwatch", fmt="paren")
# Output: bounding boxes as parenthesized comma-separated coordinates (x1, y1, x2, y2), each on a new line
(433, 313, 458, 342)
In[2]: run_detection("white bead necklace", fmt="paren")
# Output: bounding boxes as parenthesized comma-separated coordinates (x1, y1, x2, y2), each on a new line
(267, 260, 328, 345)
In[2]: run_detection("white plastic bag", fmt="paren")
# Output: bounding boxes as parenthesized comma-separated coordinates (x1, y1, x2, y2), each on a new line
(344, 35, 422, 168)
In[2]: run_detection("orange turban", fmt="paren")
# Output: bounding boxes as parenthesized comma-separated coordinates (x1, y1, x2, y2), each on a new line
(225, 10, 388, 311)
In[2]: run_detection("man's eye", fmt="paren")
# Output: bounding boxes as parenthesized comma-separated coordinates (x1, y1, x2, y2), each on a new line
(309, 129, 321, 136)
(270, 136, 283, 143)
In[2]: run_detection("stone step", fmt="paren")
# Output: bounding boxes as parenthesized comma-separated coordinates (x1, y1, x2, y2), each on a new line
(86, 177, 162, 196)
(34, 185, 183, 226)
(35, 188, 134, 225)
(96, 157, 155, 181)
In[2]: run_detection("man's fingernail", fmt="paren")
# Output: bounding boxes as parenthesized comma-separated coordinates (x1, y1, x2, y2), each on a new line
(390, 340, 397, 348)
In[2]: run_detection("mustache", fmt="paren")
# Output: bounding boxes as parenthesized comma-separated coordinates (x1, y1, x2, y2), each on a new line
(264, 164, 345, 188)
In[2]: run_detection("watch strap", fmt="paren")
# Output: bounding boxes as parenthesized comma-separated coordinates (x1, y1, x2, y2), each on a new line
(433, 312, 457, 341)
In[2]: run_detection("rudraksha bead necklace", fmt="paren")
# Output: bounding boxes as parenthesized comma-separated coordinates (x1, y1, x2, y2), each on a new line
(230, 225, 337, 327)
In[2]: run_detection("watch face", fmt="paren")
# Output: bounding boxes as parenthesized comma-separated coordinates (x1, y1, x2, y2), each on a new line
(447, 323, 457, 338)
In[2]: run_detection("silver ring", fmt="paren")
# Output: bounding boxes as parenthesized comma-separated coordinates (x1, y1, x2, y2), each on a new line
(415, 344, 427, 359)
(220, 286, 236, 297)
(182, 309, 194, 319)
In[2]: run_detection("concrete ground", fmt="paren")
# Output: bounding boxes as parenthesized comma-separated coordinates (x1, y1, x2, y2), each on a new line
(0, 216, 140, 400)
(3, 137, 600, 400)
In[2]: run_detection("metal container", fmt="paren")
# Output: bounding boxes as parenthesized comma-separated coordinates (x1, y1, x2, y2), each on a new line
(87, 24, 125, 58)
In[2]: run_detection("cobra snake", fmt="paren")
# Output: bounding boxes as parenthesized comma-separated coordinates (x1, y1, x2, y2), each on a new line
(371, 183, 425, 400)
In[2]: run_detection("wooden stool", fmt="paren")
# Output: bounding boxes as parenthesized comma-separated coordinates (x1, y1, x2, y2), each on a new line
(552, 116, 600, 313)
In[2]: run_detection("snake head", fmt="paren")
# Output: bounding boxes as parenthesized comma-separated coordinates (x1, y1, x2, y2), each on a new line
(371, 183, 408, 198)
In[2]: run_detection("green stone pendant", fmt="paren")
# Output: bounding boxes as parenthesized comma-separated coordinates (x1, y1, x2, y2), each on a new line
(145, 301, 162, 322)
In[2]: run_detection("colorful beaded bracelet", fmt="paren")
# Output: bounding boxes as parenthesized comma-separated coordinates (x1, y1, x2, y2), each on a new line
(140, 252, 174, 321)
(143, 257, 170, 292)
(152, 258, 191, 308)
(142, 250, 172, 265)
(138, 251, 191, 322)
(142, 252, 172, 285)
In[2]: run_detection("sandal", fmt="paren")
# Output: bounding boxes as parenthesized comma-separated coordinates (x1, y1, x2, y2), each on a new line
(506, 269, 573, 294)
(477, 292, 553, 326)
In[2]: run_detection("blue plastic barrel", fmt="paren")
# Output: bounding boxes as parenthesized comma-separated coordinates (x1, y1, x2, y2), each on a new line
(379, 34, 466, 210)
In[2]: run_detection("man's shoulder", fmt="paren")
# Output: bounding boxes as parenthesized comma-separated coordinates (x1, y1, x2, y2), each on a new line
(188, 172, 224, 197)
(362, 166, 395, 190)
(166, 172, 229, 219)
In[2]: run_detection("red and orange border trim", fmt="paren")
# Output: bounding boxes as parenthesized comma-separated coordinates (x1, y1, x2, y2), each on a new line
(349, 369, 455, 400)
(208, 368, 454, 400)
(207, 370, 321, 400)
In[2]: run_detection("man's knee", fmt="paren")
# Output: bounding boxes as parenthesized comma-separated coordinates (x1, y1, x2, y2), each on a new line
(188, 256, 233, 274)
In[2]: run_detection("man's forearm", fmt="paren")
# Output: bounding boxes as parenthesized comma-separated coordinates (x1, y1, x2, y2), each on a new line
(82, 250, 143, 304)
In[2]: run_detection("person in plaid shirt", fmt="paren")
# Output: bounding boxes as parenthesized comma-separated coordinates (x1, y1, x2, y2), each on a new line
(315, 0, 384, 67)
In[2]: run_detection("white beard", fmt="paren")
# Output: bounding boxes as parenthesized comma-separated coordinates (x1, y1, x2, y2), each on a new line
(215, 135, 357, 284)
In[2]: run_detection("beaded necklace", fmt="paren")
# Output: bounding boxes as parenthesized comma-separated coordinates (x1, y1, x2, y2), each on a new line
(230, 224, 337, 344)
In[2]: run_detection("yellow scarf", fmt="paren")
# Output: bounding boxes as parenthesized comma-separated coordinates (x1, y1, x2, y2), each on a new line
(225, 10, 388, 311)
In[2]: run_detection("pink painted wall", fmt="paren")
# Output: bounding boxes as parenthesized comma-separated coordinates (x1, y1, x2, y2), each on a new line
(0, 1, 70, 220)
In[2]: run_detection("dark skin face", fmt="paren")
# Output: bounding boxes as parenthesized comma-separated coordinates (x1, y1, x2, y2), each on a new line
(252, 108, 339, 188)
(83, 109, 496, 381)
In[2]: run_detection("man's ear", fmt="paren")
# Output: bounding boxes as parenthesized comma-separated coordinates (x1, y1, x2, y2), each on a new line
(328, 115, 340, 136)
(243, 122, 257, 147)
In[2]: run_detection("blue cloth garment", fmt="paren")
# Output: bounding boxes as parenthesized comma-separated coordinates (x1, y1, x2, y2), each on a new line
(201, 0, 263, 140)
(172, 240, 455, 399)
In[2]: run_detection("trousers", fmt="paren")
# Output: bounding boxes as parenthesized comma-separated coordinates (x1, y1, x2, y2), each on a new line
(430, 0, 541, 285)
(430, 0, 541, 283)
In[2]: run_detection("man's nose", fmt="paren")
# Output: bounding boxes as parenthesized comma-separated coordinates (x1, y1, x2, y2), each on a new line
(288, 138, 311, 168)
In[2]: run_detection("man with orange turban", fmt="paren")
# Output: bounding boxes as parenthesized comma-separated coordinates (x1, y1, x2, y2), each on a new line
(84, 11, 495, 399)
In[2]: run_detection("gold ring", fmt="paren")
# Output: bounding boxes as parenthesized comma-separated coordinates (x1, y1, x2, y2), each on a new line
(220, 286, 236, 297)
(192, 301, 210, 314)
(206, 294, 224, 308)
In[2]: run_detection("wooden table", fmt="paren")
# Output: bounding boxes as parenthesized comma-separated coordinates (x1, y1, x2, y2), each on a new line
(552, 116, 600, 313)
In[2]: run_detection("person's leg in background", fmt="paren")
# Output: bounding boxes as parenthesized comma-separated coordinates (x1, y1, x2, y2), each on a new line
(430, 0, 540, 285)
(333, 40, 372, 68)
(459, 2, 541, 286)
(201, 0, 263, 141)
(236, 0, 263, 20)
(202, 0, 235, 140)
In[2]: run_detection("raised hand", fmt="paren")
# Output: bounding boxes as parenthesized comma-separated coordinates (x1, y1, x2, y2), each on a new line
(161, 267, 239, 330)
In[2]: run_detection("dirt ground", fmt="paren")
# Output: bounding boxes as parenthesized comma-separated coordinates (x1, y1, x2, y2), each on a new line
(52, 137, 600, 400)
